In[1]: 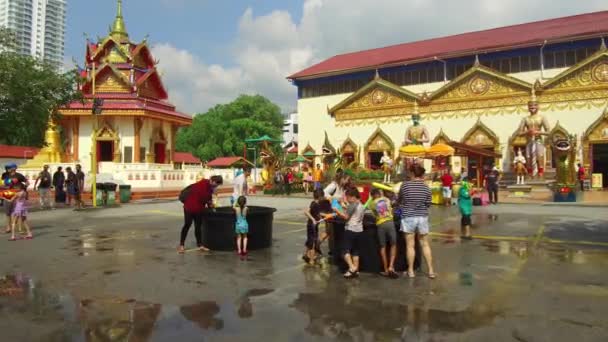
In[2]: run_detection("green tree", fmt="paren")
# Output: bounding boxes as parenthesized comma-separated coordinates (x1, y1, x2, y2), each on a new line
(0, 28, 81, 146)
(176, 95, 284, 161)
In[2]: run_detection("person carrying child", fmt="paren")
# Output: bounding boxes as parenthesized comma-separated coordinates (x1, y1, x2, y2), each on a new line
(334, 187, 365, 279)
(368, 189, 399, 278)
(8, 182, 32, 241)
(459, 178, 474, 240)
(303, 189, 325, 265)
(235, 196, 249, 259)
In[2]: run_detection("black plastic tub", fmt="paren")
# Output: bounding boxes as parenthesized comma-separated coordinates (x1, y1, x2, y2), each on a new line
(200, 206, 276, 251)
(327, 213, 422, 273)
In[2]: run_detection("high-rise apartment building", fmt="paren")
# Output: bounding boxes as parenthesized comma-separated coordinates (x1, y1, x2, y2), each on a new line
(0, 0, 66, 68)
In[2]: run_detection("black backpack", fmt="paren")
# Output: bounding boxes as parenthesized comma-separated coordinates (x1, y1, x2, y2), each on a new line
(179, 184, 194, 203)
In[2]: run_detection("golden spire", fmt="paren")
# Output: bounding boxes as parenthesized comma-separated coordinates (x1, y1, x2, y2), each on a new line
(111, 0, 129, 41)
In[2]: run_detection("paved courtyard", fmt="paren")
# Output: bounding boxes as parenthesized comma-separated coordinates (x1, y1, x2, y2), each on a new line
(0, 197, 607, 341)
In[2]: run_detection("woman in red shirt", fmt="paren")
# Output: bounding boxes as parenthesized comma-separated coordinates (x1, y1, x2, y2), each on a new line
(179, 175, 223, 254)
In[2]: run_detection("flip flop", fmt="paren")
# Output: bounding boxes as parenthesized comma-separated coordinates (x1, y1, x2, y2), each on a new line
(388, 271, 400, 279)
(343, 270, 358, 279)
(8, 237, 17, 241)
(177, 246, 185, 254)
(25, 235, 33, 240)
(405, 271, 416, 278)
(198, 246, 211, 252)
(428, 273, 437, 279)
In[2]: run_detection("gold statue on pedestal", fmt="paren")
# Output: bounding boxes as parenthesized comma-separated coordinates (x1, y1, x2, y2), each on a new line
(22, 114, 66, 168)
(517, 87, 551, 178)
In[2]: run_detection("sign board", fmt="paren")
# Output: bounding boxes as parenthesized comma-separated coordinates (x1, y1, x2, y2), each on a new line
(591, 173, 603, 189)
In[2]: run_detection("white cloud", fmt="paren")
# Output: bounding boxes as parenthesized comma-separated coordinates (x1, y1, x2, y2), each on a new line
(153, 0, 607, 114)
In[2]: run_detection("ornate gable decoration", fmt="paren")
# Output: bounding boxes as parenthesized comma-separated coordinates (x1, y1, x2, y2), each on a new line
(427, 64, 532, 113)
(549, 121, 569, 141)
(542, 49, 608, 91)
(96, 123, 119, 140)
(137, 70, 168, 100)
(329, 77, 420, 121)
(83, 64, 132, 94)
(462, 119, 499, 146)
(341, 137, 357, 154)
(584, 106, 608, 142)
(431, 129, 451, 145)
(302, 143, 316, 156)
(509, 126, 527, 146)
(365, 127, 394, 152)
(132, 43, 155, 69)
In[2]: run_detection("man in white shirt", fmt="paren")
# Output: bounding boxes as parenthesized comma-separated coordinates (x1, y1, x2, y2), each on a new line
(232, 168, 251, 206)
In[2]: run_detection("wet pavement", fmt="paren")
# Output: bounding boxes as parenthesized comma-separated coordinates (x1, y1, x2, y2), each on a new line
(0, 198, 607, 341)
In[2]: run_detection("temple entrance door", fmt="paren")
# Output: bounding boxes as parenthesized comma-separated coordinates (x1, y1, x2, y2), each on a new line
(97, 141, 114, 162)
(367, 152, 383, 170)
(154, 143, 166, 164)
(592, 143, 608, 188)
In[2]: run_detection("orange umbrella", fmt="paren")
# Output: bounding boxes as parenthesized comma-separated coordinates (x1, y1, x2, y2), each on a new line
(399, 144, 427, 158)
(425, 143, 455, 158)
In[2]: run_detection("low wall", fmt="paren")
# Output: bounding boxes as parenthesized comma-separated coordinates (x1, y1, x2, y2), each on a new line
(17, 163, 262, 190)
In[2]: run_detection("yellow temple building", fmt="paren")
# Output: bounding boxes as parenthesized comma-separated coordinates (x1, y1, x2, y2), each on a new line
(289, 11, 608, 188)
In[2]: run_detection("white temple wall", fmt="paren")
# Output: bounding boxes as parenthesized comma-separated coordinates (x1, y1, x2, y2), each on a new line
(114, 117, 134, 163)
(77, 117, 94, 170)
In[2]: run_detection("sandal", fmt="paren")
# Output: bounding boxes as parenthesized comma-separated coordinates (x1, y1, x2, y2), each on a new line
(177, 246, 185, 254)
(388, 271, 400, 279)
(25, 235, 33, 240)
(380, 271, 389, 277)
(428, 273, 437, 279)
(405, 271, 416, 278)
(198, 245, 210, 252)
(344, 269, 358, 279)
(8, 237, 17, 241)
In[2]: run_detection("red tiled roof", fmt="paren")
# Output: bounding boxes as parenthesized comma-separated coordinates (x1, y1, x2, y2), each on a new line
(289, 11, 608, 79)
(206, 157, 254, 168)
(64, 98, 192, 120)
(173, 152, 201, 164)
(0, 145, 39, 159)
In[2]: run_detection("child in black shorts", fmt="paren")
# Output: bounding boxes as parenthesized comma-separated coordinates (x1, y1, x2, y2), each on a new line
(334, 187, 365, 279)
(303, 189, 324, 265)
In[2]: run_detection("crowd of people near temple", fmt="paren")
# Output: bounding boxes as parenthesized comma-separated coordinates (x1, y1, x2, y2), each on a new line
(1, 163, 86, 241)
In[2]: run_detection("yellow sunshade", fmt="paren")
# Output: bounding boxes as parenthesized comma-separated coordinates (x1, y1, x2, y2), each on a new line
(425, 143, 455, 158)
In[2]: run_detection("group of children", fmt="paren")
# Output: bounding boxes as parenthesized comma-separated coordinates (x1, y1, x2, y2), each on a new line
(300, 175, 477, 279)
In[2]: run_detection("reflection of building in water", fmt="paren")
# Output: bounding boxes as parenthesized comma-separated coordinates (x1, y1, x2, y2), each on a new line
(77, 299, 161, 341)
(291, 283, 501, 340)
(179, 301, 224, 331)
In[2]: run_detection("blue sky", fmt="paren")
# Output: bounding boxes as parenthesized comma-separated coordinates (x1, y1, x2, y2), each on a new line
(66, 0, 302, 66)
(65, 1, 606, 114)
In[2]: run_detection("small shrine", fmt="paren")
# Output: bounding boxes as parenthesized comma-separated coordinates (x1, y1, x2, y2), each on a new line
(21, 0, 197, 189)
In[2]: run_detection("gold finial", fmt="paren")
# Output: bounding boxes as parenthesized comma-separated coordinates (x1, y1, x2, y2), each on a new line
(474, 54, 480, 67)
(529, 84, 538, 104)
(111, 0, 129, 41)
(601, 37, 606, 51)
(374, 69, 380, 80)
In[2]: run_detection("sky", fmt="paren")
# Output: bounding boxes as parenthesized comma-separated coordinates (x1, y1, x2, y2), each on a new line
(66, 0, 607, 114)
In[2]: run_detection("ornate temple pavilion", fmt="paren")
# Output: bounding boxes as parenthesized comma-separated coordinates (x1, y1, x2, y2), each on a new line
(289, 11, 608, 187)
(21, 0, 196, 189)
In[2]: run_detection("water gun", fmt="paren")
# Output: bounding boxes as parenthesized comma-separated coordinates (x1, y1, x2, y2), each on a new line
(0, 189, 17, 200)
(371, 182, 401, 193)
